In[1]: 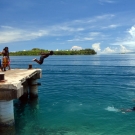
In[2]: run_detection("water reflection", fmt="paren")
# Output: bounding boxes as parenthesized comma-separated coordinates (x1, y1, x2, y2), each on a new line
(0, 125, 16, 135)
(14, 97, 39, 135)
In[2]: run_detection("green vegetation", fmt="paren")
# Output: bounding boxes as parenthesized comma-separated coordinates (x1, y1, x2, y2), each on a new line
(10, 48, 97, 56)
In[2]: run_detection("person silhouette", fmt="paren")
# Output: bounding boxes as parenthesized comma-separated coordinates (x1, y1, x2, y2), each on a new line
(32, 51, 53, 65)
(1, 47, 10, 71)
(121, 107, 135, 113)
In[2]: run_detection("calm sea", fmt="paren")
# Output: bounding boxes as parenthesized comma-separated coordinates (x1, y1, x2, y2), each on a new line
(10, 55, 135, 135)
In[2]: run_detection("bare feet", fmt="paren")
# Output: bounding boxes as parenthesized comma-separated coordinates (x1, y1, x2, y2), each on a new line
(32, 58, 36, 61)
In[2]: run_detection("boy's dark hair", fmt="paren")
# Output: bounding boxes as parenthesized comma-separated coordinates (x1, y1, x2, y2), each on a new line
(50, 51, 54, 55)
(4, 47, 8, 49)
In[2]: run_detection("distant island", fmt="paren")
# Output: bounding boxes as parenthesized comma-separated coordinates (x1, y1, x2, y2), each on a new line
(9, 48, 97, 56)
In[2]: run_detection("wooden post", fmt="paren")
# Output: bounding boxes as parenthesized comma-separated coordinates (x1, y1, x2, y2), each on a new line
(0, 100, 14, 126)
(0, 73, 5, 81)
(28, 64, 32, 69)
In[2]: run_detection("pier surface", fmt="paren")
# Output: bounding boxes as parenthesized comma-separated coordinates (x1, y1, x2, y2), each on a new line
(0, 68, 42, 126)
(0, 69, 41, 100)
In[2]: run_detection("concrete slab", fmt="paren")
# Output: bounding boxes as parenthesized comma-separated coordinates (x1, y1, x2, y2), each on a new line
(0, 69, 42, 100)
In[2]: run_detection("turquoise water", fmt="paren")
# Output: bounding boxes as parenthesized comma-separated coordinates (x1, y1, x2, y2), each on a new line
(11, 55, 135, 135)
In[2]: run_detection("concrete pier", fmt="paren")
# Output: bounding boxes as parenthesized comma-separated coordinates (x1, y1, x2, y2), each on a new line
(0, 69, 42, 126)
(0, 100, 14, 125)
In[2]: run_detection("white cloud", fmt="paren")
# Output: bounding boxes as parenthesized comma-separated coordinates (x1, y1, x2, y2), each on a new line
(102, 45, 132, 54)
(67, 32, 100, 42)
(92, 43, 101, 52)
(1, 26, 13, 29)
(0, 14, 115, 44)
(91, 41, 132, 54)
(96, 14, 115, 20)
(68, 37, 93, 42)
(102, 47, 116, 53)
(68, 38, 82, 42)
(112, 26, 135, 48)
(65, 14, 114, 26)
(89, 32, 101, 36)
(101, 24, 119, 29)
(83, 37, 93, 41)
(0, 27, 49, 43)
(119, 45, 132, 53)
(54, 26, 84, 32)
(99, 0, 116, 4)
(70, 46, 82, 50)
(128, 26, 135, 38)
(0, 24, 86, 43)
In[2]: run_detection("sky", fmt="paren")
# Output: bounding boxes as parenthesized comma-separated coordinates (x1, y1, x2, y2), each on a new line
(0, 0, 135, 53)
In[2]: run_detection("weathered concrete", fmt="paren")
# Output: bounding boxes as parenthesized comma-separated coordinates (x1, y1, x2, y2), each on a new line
(0, 68, 42, 126)
(29, 79, 38, 98)
(0, 69, 42, 100)
(0, 100, 14, 126)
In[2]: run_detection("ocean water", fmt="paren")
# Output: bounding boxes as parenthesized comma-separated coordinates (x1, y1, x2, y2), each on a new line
(10, 55, 135, 134)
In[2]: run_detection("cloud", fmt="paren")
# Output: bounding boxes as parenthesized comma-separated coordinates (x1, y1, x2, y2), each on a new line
(102, 45, 132, 54)
(0, 24, 86, 44)
(112, 26, 135, 48)
(1, 26, 13, 29)
(52, 26, 84, 32)
(101, 24, 119, 29)
(102, 47, 116, 53)
(91, 43, 117, 54)
(89, 32, 101, 36)
(67, 32, 101, 42)
(70, 46, 82, 50)
(119, 45, 132, 53)
(0, 13, 115, 44)
(99, 0, 116, 4)
(92, 43, 101, 52)
(0, 26, 49, 43)
(63, 14, 114, 27)
(68, 37, 93, 42)
(128, 26, 135, 38)
(91, 42, 132, 54)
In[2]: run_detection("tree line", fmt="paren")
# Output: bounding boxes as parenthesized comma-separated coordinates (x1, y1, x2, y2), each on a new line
(10, 48, 97, 56)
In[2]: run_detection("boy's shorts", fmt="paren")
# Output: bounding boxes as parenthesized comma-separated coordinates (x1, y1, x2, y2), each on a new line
(39, 56, 44, 65)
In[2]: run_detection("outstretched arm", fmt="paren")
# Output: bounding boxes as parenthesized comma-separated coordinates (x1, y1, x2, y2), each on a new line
(40, 51, 53, 55)
(2, 50, 5, 55)
(41, 53, 50, 58)
(41, 51, 54, 58)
